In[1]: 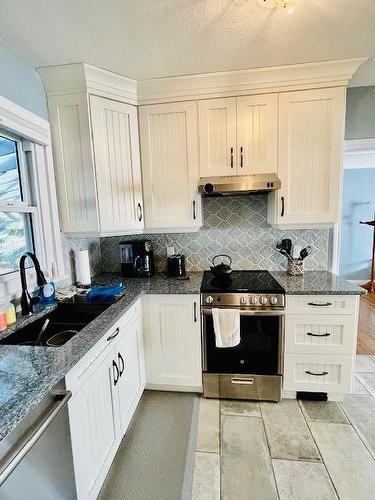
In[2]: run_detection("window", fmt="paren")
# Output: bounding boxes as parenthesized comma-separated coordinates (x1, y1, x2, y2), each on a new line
(0, 133, 35, 275)
(0, 93, 64, 299)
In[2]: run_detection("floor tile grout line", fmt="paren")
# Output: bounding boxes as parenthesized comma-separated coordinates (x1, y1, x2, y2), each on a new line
(338, 399, 375, 462)
(259, 402, 281, 500)
(299, 401, 341, 500)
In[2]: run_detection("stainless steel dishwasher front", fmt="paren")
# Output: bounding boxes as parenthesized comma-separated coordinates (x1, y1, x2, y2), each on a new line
(0, 380, 77, 500)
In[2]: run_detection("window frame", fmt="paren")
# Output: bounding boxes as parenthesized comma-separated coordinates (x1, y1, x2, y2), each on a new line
(0, 94, 65, 300)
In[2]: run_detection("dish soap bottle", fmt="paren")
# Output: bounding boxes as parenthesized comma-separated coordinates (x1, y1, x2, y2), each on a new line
(39, 270, 56, 306)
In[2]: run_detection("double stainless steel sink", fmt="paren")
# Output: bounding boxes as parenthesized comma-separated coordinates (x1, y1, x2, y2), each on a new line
(0, 300, 112, 348)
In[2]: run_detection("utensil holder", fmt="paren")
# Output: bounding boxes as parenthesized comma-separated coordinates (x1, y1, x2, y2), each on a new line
(287, 259, 304, 276)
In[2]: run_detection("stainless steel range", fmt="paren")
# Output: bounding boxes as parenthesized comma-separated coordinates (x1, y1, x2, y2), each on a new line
(201, 270, 285, 402)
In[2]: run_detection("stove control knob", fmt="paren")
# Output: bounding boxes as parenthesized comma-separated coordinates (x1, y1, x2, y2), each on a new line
(259, 296, 268, 305)
(206, 296, 214, 304)
(250, 296, 258, 305)
(269, 296, 278, 305)
(240, 297, 247, 305)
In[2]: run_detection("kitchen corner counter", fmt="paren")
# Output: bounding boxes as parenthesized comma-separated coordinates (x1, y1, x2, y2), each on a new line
(0, 272, 203, 443)
(270, 271, 366, 295)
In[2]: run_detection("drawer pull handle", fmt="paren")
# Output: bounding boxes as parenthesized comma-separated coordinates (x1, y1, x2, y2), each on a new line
(306, 332, 331, 337)
(231, 377, 254, 385)
(305, 370, 328, 377)
(107, 327, 120, 342)
(307, 302, 332, 307)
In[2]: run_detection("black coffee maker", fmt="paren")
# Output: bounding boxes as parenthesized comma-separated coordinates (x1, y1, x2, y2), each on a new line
(119, 240, 155, 277)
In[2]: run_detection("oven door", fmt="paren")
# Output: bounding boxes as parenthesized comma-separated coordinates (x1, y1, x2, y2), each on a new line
(201, 308, 284, 401)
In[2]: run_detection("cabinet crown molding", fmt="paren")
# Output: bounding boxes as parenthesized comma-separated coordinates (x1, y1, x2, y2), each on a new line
(137, 57, 368, 104)
(38, 58, 367, 106)
(38, 62, 138, 105)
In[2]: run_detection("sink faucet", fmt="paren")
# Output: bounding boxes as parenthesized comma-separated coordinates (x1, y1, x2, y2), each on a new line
(19, 252, 47, 316)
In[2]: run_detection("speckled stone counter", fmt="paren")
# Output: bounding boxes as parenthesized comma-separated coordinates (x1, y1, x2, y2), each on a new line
(0, 272, 202, 442)
(270, 271, 365, 295)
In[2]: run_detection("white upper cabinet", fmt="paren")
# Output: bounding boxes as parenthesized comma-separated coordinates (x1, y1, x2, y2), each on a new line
(90, 95, 143, 233)
(198, 97, 237, 177)
(139, 101, 202, 232)
(236, 94, 278, 174)
(48, 93, 143, 235)
(198, 95, 278, 177)
(268, 87, 346, 227)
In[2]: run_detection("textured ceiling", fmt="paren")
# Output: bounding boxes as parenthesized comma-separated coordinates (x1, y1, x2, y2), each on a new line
(0, 0, 374, 86)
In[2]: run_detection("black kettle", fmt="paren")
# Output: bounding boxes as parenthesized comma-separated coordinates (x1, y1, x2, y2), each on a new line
(210, 254, 233, 278)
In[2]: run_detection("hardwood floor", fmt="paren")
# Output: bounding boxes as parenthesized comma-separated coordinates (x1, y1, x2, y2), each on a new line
(357, 292, 375, 355)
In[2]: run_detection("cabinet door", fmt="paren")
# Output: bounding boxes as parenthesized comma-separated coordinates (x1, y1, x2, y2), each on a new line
(68, 349, 120, 500)
(90, 95, 144, 233)
(48, 93, 99, 233)
(271, 87, 345, 226)
(139, 101, 201, 231)
(143, 294, 202, 390)
(237, 94, 278, 174)
(198, 97, 237, 177)
(116, 314, 145, 435)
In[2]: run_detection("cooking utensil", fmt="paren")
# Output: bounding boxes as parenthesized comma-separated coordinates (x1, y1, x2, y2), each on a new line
(299, 246, 311, 260)
(281, 239, 293, 259)
(34, 318, 50, 346)
(210, 255, 233, 278)
(276, 243, 293, 261)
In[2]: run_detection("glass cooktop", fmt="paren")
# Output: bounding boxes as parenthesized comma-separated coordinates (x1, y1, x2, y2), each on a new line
(201, 270, 285, 293)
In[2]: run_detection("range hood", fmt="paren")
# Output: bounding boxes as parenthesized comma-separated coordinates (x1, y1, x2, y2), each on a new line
(198, 174, 281, 196)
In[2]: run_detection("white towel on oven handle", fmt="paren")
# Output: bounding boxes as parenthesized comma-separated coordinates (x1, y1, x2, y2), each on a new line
(212, 308, 241, 348)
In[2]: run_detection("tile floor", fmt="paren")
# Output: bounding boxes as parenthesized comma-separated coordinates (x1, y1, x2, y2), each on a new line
(192, 355, 375, 500)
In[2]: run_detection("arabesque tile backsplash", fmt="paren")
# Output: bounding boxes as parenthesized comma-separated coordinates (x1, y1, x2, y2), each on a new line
(99, 195, 329, 274)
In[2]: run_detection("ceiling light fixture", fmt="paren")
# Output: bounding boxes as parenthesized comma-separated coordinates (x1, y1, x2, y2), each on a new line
(264, 0, 288, 7)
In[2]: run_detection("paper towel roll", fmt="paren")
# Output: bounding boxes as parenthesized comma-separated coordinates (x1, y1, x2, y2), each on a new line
(76, 249, 91, 286)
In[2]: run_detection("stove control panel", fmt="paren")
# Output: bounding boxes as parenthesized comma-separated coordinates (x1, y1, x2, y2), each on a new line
(201, 293, 285, 308)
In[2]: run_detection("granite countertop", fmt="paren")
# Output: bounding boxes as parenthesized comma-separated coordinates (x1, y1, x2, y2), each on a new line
(0, 269, 364, 444)
(270, 271, 366, 295)
(0, 272, 202, 442)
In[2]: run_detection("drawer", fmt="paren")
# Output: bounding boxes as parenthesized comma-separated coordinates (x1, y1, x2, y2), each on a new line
(285, 314, 357, 355)
(66, 299, 141, 395)
(283, 353, 353, 394)
(286, 295, 358, 315)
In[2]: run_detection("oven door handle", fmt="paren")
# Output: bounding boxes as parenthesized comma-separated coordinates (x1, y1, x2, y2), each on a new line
(231, 377, 255, 385)
(201, 307, 285, 317)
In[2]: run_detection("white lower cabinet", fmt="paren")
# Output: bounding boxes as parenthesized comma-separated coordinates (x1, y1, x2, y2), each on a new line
(143, 294, 202, 391)
(283, 294, 359, 397)
(65, 300, 145, 500)
(67, 349, 121, 500)
(115, 314, 145, 434)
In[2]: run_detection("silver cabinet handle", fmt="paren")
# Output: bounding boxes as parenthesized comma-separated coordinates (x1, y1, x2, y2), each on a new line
(193, 302, 197, 323)
(230, 147, 234, 168)
(305, 370, 328, 376)
(240, 146, 244, 168)
(308, 302, 332, 307)
(0, 390, 72, 485)
(192, 200, 196, 220)
(137, 203, 143, 222)
(231, 377, 254, 385)
(107, 327, 120, 342)
(307, 332, 331, 337)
